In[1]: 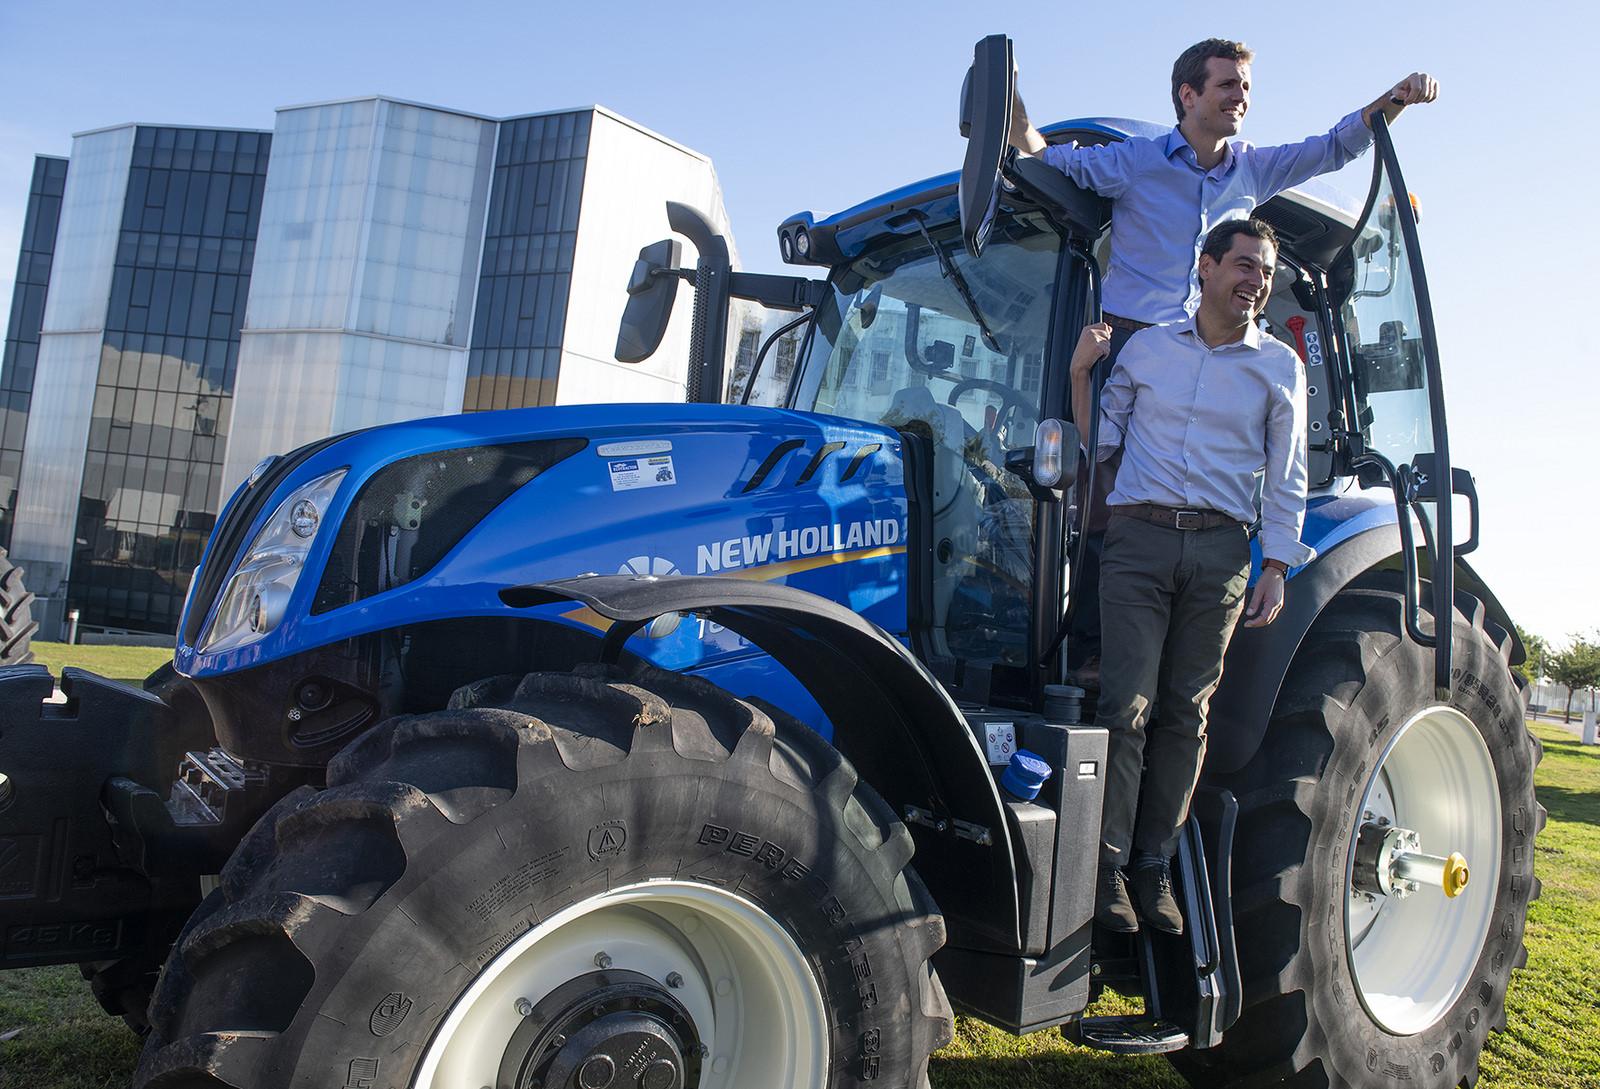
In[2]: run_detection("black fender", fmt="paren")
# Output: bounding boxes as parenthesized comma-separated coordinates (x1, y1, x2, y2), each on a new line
(1205, 525, 1523, 777)
(503, 573, 1022, 952)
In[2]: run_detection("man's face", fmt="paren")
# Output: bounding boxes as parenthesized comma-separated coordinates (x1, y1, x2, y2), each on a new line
(1183, 58, 1251, 136)
(1198, 233, 1275, 323)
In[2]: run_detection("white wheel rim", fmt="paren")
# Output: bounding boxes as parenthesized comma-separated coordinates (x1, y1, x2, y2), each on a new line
(1344, 705, 1501, 1035)
(413, 879, 829, 1089)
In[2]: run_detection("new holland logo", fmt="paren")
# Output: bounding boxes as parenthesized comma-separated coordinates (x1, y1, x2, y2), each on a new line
(588, 820, 627, 860)
(369, 991, 413, 1037)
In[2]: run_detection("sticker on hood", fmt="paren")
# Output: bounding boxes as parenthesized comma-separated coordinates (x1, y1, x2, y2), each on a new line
(609, 456, 677, 491)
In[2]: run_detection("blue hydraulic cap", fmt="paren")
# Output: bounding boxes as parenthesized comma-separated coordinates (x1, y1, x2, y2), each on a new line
(1000, 750, 1053, 802)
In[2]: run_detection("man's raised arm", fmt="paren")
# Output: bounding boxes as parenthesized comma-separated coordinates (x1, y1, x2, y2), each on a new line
(1362, 71, 1440, 129)
(1249, 71, 1440, 201)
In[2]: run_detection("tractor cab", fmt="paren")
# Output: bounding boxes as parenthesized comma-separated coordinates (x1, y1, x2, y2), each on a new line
(735, 37, 1470, 713)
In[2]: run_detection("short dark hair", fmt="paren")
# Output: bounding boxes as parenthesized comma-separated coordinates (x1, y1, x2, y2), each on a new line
(1171, 39, 1254, 122)
(1197, 218, 1278, 285)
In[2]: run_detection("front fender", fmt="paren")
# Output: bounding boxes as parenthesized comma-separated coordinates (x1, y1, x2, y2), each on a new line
(506, 573, 1022, 953)
(1208, 522, 1521, 777)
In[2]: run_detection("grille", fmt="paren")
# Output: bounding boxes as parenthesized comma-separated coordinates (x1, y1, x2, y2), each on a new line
(311, 438, 585, 615)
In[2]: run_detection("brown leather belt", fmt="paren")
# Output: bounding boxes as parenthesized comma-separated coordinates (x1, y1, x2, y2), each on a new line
(1112, 503, 1242, 531)
(1103, 312, 1154, 333)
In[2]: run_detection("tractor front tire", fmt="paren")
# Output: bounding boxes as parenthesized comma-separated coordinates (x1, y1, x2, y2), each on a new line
(135, 661, 951, 1089)
(1176, 577, 1540, 1089)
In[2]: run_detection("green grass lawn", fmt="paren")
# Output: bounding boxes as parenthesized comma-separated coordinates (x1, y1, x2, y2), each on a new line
(25, 642, 172, 687)
(1, 660, 1595, 1089)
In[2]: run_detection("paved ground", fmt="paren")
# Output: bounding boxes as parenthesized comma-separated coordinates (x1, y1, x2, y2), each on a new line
(1531, 710, 1595, 742)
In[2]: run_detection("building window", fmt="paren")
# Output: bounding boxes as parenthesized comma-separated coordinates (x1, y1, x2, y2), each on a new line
(464, 111, 592, 412)
(870, 350, 890, 387)
(727, 328, 761, 403)
(66, 126, 269, 633)
(0, 156, 67, 550)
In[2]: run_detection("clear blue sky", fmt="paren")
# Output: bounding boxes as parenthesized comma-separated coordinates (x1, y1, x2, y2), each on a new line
(1, 0, 1594, 643)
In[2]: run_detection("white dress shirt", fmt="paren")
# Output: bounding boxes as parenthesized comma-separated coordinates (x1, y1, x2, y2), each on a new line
(1097, 317, 1314, 567)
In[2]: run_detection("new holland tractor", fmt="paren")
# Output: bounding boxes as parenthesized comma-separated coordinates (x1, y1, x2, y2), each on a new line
(0, 37, 1539, 1089)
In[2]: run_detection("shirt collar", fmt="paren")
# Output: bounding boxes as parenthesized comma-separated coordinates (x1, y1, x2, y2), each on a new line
(1164, 127, 1236, 176)
(1173, 314, 1262, 350)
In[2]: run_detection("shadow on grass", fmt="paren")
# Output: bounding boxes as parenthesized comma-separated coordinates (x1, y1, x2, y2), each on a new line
(930, 1051, 1185, 1089)
(1536, 784, 1600, 828)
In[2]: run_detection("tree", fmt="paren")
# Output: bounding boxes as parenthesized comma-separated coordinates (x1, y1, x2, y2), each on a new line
(1515, 625, 1549, 686)
(1547, 634, 1600, 723)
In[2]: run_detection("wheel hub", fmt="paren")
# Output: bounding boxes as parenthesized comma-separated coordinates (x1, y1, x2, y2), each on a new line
(1352, 821, 1471, 900)
(413, 880, 830, 1089)
(500, 971, 702, 1089)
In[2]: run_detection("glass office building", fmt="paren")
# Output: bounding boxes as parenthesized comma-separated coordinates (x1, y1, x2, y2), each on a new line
(0, 98, 735, 637)
(0, 156, 67, 551)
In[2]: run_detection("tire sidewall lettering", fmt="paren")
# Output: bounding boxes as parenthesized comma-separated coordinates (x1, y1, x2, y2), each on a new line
(1312, 619, 1532, 1086)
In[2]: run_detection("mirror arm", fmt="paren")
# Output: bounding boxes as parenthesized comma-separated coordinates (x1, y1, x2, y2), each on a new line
(727, 272, 829, 311)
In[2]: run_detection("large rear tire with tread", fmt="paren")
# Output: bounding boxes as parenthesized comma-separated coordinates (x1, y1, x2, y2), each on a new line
(134, 660, 951, 1089)
(0, 547, 37, 664)
(1174, 574, 1540, 1089)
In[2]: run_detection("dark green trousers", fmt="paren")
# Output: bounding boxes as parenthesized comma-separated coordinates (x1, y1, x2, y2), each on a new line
(1096, 512, 1251, 862)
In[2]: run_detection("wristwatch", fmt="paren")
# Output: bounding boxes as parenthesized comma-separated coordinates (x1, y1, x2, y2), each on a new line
(1262, 558, 1289, 575)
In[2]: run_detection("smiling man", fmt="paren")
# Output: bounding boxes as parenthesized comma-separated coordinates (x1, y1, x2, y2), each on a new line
(1011, 38, 1437, 337)
(1070, 218, 1312, 934)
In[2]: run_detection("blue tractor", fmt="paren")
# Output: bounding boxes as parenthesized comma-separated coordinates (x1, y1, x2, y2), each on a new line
(0, 37, 1538, 1089)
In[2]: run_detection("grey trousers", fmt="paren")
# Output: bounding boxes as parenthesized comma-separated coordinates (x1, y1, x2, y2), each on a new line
(1096, 512, 1251, 862)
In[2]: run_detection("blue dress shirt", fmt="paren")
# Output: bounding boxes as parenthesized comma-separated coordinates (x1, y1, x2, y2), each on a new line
(1097, 317, 1314, 568)
(1042, 111, 1373, 324)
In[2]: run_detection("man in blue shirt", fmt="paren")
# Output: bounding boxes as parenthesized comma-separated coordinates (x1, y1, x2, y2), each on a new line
(1010, 38, 1437, 336)
(1019, 38, 1434, 696)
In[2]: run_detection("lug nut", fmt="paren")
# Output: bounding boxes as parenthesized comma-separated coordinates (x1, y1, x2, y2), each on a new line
(665, 971, 684, 989)
(515, 996, 533, 1017)
(594, 951, 613, 969)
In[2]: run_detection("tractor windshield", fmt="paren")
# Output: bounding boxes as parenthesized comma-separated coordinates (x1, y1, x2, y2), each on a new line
(791, 211, 1063, 672)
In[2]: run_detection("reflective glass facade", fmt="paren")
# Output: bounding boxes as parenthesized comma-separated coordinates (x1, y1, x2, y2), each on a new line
(0, 157, 67, 549)
(222, 100, 496, 491)
(66, 127, 269, 631)
(464, 111, 591, 411)
(4, 99, 729, 639)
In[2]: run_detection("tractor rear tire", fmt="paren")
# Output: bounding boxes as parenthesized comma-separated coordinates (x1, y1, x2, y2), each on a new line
(0, 547, 37, 664)
(134, 661, 951, 1089)
(1174, 576, 1540, 1089)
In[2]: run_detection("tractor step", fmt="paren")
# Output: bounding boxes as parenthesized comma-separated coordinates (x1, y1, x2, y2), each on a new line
(1074, 1015, 1190, 1055)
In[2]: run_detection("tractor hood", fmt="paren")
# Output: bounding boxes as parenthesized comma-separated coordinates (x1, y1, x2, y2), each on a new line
(176, 404, 910, 680)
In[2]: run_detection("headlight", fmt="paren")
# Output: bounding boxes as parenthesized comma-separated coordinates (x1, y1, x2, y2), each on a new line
(199, 469, 346, 653)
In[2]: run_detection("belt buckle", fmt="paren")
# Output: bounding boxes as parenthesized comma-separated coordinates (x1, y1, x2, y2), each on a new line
(1174, 509, 1203, 530)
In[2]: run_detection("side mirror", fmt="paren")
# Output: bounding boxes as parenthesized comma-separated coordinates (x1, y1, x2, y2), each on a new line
(923, 340, 956, 371)
(958, 34, 1015, 260)
(614, 238, 683, 364)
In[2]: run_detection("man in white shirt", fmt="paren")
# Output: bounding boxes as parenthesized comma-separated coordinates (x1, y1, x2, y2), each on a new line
(1070, 218, 1308, 933)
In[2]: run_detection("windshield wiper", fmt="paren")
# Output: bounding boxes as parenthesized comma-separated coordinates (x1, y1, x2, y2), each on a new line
(909, 212, 1003, 354)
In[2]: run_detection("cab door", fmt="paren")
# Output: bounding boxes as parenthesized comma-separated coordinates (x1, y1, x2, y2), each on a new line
(1338, 114, 1474, 696)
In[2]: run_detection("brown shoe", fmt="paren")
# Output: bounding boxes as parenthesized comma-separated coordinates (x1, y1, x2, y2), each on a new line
(1128, 859, 1183, 934)
(1095, 864, 1139, 932)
